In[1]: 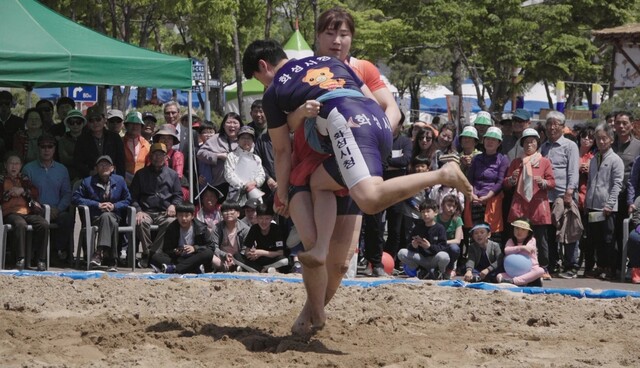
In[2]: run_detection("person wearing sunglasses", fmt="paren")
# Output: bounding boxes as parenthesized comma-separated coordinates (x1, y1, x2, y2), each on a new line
(22, 134, 74, 265)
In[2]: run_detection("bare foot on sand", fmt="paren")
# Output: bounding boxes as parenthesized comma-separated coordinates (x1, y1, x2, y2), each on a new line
(298, 247, 327, 268)
(291, 303, 326, 336)
(440, 162, 473, 199)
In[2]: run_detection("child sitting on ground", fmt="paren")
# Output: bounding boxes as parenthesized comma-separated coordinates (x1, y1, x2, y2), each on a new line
(398, 198, 450, 280)
(236, 203, 288, 273)
(463, 222, 502, 283)
(436, 194, 464, 279)
(195, 183, 223, 233)
(496, 218, 545, 285)
(151, 201, 215, 274)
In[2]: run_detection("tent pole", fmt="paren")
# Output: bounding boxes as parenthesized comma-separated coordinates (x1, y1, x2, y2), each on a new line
(204, 57, 211, 121)
(188, 90, 194, 203)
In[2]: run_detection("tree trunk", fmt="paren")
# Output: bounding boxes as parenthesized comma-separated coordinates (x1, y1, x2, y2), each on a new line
(211, 39, 224, 117)
(265, 0, 272, 38)
(451, 49, 464, 128)
(233, 17, 244, 119)
(409, 76, 421, 122)
(543, 80, 554, 110)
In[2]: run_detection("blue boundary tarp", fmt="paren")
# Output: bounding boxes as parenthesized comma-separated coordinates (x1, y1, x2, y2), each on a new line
(1, 270, 638, 299)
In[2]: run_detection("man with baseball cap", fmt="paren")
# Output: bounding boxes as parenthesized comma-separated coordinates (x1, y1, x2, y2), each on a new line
(107, 109, 125, 137)
(130, 142, 183, 267)
(122, 111, 150, 186)
(22, 134, 74, 264)
(141, 112, 157, 142)
(73, 105, 126, 179)
(72, 155, 131, 272)
(503, 108, 531, 160)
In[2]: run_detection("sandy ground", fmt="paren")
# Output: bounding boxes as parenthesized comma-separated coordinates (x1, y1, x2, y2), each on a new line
(1, 273, 640, 368)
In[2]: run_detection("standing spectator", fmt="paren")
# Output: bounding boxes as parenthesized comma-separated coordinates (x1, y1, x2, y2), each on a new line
(502, 109, 531, 160)
(195, 120, 217, 192)
(0, 90, 25, 153)
(106, 109, 125, 137)
(473, 111, 493, 144)
(197, 112, 242, 197)
(247, 100, 267, 138)
(383, 119, 413, 270)
(575, 127, 596, 276)
(123, 111, 151, 186)
(50, 97, 75, 138)
(35, 99, 55, 132)
(22, 134, 73, 264)
(540, 111, 580, 279)
(162, 101, 181, 132)
(458, 126, 481, 176)
(411, 127, 437, 166)
(0, 153, 48, 271)
(612, 111, 640, 274)
(211, 200, 250, 272)
(72, 155, 131, 272)
(58, 110, 86, 183)
(130, 142, 182, 266)
(151, 201, 214, 274)
(584, 124, 624, 280)
(224, 126, 265, 207)
(432, 122, 458, 169)
(464, 127, 508, 243)
(503, 128, 555, 273)
(253, 117, 278, 202)
(73, 105, 126, 179)
(141, 112, 157, 142)
(624, 195, 640, 283)
(14, 108, 45, 164)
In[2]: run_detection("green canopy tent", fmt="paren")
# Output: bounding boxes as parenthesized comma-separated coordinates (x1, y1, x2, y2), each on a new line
(0, 0, 192, 89)
(0, 0, 197, 204)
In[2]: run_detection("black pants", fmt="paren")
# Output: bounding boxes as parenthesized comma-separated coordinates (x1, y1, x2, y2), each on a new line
(384, 204, 412, 263)
(363, 211, 385, 268)
(4, 213, 49, 261)
(584, 211, 616, 273)
(151, 248, 214, 274)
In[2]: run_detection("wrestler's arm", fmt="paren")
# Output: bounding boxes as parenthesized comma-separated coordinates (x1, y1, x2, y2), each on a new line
(270, 123, 292, 214)
(370, 87, 401, 132)
(287, 101, 321, 132)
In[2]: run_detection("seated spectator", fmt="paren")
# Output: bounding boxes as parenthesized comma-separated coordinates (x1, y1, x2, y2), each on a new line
(397, 198, 450, 280)
(435, 193, 463, 278)
(240, 198, 260, 227)
(141, 112, 157, 142)
(107, 109, 125, 137)
(123, 111, 150, 186)
(0, 153, 49, 271)
(73, 105, 126, 179)
(22, 134, 74, 264)
(496, 218, 545, 285)
(197, 112, 242, 197)
(211, 200, 250, 272)
(463, 222, 502, 283)
(57, 109, 86, 183)
(130, 142, 182, 266)
(236, 203, 288, 272)
(14, 108, 45, 164)
(196, 121, 217, 191)
(224, 126, 265, 206)
(153, 126, 189, 200)
(151, 201, 215, 274)
(626, 195, 640, 283)
(194, 183, 223, 233)
(72, 155, 131, 272)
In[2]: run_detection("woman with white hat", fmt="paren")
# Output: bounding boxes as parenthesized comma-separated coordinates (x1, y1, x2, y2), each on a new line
(464, 126, 509, 243)
(503, 128, 555, 268)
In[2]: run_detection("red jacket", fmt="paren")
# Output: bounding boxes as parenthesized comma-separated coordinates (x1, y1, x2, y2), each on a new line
(503, 156, 556, 225)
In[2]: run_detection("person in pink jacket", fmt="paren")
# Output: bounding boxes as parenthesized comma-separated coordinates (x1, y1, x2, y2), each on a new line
(497, 218, 545, 285)
(503, 128, 555, 270)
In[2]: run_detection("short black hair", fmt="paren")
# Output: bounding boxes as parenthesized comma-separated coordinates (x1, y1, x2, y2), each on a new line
(175, 201, 196, 214)
(198, 120, 217, 133)
(251, 99, 263, 110)
(616, 111, 633, 121)
(36, 99, 54, 111)
(418, 198, 439, 212)
(56, 96, 75, 109)
(255, 203, 274, 217)
(221, 200, 242, 213)
(242, 39, 288, 80)
(411, 155, 430, 169)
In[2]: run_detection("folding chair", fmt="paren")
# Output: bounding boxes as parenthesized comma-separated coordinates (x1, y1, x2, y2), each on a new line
(0, 205, 51, 270)
(76, 205, 137, 271)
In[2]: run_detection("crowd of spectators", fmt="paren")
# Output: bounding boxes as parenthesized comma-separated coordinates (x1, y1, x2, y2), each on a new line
(1, 86, 639, 284)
